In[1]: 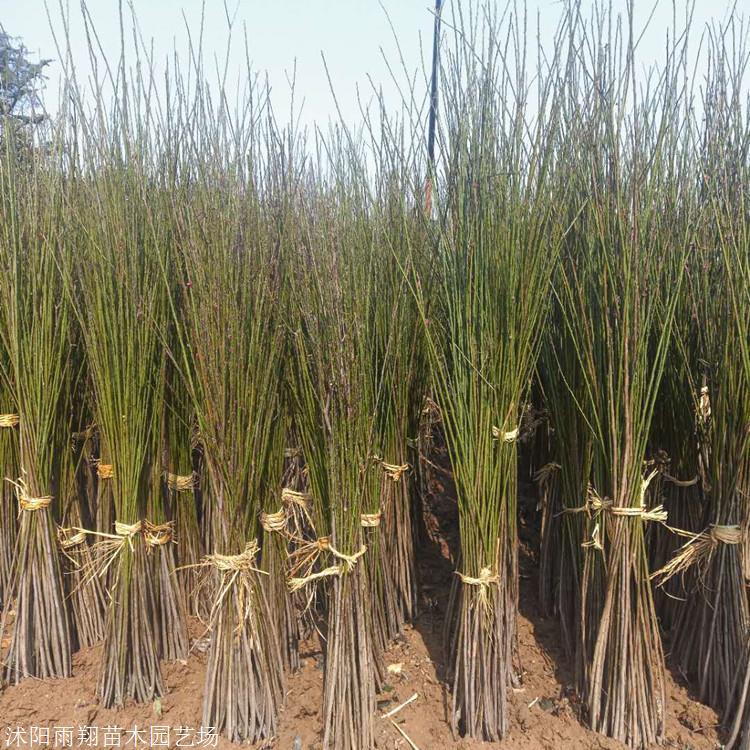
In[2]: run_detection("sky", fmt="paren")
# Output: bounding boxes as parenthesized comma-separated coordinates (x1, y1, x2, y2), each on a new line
(0, 1, 744, 132)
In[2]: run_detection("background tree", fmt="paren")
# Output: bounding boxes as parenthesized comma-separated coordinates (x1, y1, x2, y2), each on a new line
(0, 28, 50, 142)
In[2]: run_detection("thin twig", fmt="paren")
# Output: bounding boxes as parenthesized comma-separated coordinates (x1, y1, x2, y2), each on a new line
(382, 692, 418, 719)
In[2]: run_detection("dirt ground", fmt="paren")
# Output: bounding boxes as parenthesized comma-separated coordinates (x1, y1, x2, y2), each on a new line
(0, 570, 721, 750)
(0, 451, 723, 749)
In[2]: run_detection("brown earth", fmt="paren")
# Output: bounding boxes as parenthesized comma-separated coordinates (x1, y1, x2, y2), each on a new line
(0, 589, 721, 750)
(0, 445, 722, 749)
(0, 554, 721, 750)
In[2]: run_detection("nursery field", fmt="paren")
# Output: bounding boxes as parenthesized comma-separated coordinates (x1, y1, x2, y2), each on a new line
(1, 1, 750, 749)
(0, 461, 723, 750)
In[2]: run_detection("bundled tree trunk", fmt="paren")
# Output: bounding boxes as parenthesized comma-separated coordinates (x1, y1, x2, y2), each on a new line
(59, 440, 106, 650)
(163, 84, 288, 741)
(411, 7, 565, 738)
(63, 151, 174, 706)
(0, 140, 74, 682)
(287, 151, 392, 749)
(664, 26, 750, 747)
(0, 410, 18, 608)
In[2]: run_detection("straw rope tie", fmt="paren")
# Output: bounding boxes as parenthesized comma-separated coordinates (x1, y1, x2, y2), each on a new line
(562, 473, 668, 550)
(58, 527, 87, 550)
(609, 505, 668, 521)
(108, 519, 143, 553)
(204, 540, 263, 573)
(287, 539, 368, 592)
(279, 487, 315, 542)
(639, 469, 660, 507)
(652, 524, 743, 585)
(144, 520, 174, 547)
(328, 543, 366, 572)
(115, 520, 143, 537)
(166, 472, 196, 492)
(457, 566, 499, 588)
(565, 473, 666, 520)
(492, 425, 519, 443)
(51, 520, 144, 551)
(0, 414, 20, 428)
(8, 478, 53, 512)
(699, 385, 711, 423)
(560, 486, 611, 516)
(457, 566, 500, 611)
(360, 512, 382, 528)
(196, 541, 266, 634)
(97, 462, 114, 480)
(710, 524, 742, 545)
(372, 455, 410, 481)
(382, 462, 409, 482)
(582, 523, 603, 551)
(260, 509, 287, 533)
(281, 487, 311, 507)
(19, 493, 53, 511)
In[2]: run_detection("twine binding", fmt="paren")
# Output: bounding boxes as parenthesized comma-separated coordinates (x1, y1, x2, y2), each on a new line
(58, 519, 145, 586)
(562, 472, 668, 550)
(166, 472, 196, 492)
(280, 487, 315, 541)
(381, 461, 410, 482)
(699, 385, 711, 423)
(0, 414, 20, 428)
(260, 509, 287, 533)
(288, 539, 367, 592)
(201, 540, 264, 573)
(652, 524, 742, 585)
(456, 565, 500, 611)
(97, 462, 114, 480)
(287, 536, 330, 584)
(360, 512, 382, 528)
(281, 487, 311, 506)
(456, 566, 499, 587)
(372, 455, 410, 481)
(19, 494, 53, 511)
(114, 519, 143, 553)
(563, 475, 666, 521)
(492, 425, 519, 443)
(7, 478, 53, 511)
(582, 522, 602, 551)
(57, 526, 89, 569)
(711, 525, 742, 544)
(58, 527, 88, 549)
(192, 541, 267, 633)
(144, 520, 174, 547)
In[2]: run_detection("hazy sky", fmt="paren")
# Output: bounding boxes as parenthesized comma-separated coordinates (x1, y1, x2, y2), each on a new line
(0, 1, 742, 130)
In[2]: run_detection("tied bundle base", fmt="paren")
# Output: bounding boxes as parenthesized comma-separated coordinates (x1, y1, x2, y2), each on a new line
(97, 540, 164, 708)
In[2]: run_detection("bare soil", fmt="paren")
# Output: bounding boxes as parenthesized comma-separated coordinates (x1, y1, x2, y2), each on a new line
(0, 453, 722, 749)
(0, 578, 721, 750)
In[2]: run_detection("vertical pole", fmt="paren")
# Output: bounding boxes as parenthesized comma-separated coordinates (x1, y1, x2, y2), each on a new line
(425, 0, 443, 215)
